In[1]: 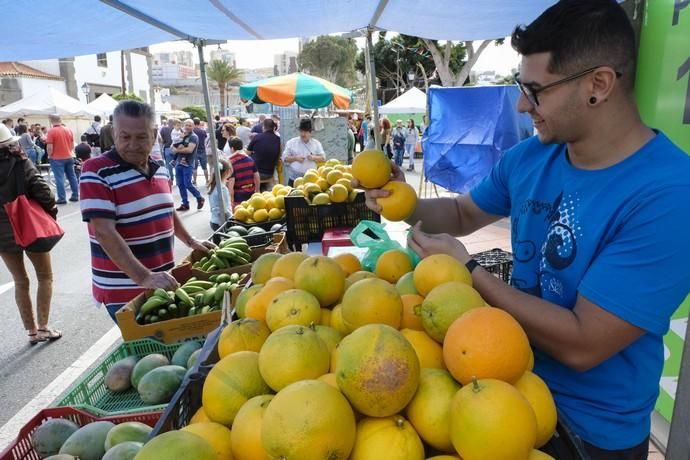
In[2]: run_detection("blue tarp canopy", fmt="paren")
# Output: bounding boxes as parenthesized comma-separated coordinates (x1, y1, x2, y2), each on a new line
(0, 0, 557, 61)
(422, 85, 533, 193)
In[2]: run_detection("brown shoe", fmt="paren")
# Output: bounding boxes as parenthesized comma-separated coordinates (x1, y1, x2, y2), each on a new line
(197, 197, 206, 210)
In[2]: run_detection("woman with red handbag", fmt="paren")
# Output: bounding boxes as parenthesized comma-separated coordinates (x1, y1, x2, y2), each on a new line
(0, 123, 62, 344)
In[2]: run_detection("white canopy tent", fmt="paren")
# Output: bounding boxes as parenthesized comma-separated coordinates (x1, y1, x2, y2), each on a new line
(379, 87, 427, 114)
(0, 87, 98, 118)
(86, 93, 119, 117)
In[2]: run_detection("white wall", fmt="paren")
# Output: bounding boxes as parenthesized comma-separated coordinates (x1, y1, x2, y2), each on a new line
(74, 51, 123, 104)
(20, 60, 61, 77)
(129, 53, 151, 103)
(19, 77, 66, 98)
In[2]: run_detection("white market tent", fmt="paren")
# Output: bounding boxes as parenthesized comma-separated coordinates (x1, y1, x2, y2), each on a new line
(379, 87, 427, 114)
(0, 87, 97, 118)
(86, 93, 119, 117)
(0, 4, 687, 455)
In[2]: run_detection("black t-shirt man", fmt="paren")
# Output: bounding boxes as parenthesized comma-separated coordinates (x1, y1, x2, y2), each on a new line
(247, 121, 281, 178)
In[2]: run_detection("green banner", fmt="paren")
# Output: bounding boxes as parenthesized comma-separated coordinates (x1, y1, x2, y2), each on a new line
(635, 0, 690, 422)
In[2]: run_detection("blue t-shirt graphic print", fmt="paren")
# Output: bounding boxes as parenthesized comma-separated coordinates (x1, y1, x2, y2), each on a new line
(471, 132, 690, 450)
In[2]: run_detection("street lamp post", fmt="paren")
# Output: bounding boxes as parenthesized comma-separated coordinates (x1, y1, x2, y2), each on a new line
(81, 82, 90, 103)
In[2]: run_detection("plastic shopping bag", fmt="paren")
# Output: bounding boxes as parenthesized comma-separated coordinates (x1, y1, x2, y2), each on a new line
(350, 220, 420, 272)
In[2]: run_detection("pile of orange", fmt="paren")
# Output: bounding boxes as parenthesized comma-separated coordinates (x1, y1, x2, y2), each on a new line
(137, 251, 557, 460)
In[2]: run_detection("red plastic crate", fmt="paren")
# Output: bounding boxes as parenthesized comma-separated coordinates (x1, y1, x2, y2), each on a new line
(0, 407, 161, 460)
(321, 227, 354, 255)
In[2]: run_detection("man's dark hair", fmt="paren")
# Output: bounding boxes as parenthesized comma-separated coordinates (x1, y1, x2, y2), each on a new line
(15, 124, 27, 135)
(214, 115, 220, 121)
(17, 117, 25, 123)
(263, 119, 275, 132)
(228, 137, 243, 151)
(94, 115, 101, 122)
(81, 134, 88, 142)
(109, 115, 113, 122)
(366, 115, 371, 121)
(511, 0, 636, 92)
(193, 117, 201, 126)
(299, 118, 313, 132)
(113, 100, 155, 127)
(239, 117, 246, 125)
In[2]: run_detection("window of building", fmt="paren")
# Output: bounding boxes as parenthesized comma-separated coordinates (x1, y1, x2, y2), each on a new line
(97, 53, 108, 68)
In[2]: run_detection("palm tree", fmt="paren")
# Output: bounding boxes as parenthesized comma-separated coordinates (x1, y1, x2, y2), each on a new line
(206, 59, 244, 115)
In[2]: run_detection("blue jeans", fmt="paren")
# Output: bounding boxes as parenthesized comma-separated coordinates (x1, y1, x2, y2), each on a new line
(50, 158, 79, 201)
(176, 164, 201, 206)
(25, 148, 38, 165)
(405, 143, 416, 167)
(394, 146, 404, 166)
(164, 147, 175, 184)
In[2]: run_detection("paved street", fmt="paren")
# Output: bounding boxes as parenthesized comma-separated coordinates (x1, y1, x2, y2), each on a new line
(0, 175, 213, 426)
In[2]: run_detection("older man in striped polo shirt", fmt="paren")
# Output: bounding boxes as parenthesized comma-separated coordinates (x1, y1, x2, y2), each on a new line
(80, 101, 212, 322)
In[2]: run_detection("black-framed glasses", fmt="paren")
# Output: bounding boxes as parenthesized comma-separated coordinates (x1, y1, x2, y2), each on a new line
(514, 66, 622, 106)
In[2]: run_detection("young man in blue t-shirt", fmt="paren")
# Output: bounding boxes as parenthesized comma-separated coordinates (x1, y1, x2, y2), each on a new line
(365, 1, 690, 458)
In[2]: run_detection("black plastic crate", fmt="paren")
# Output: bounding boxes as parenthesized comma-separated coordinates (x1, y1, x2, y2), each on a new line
(225, 218, 285, 231)
(284, 192, 380, 250)
(211, 221, 286, 247)
(471, 248, 513, 283)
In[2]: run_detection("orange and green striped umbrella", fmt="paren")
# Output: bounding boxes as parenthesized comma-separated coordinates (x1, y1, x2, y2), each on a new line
(240, 72, 353, 109)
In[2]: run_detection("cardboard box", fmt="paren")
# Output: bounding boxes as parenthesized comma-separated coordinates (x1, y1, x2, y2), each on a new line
(116, 266, 250, 344)
(116, 292, 221, 344)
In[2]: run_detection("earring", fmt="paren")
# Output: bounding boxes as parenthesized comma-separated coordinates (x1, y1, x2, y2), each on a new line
(589, 96, 597, 105)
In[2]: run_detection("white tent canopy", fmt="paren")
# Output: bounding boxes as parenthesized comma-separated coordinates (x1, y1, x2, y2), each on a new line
(0, 87, 98, 118)
(379, 87, 427, 114)
(86, 93, 118, 116)
(0, 0, 557, 61)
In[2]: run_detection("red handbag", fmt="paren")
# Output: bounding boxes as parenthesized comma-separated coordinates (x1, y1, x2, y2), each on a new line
(3, 160, 64, 252)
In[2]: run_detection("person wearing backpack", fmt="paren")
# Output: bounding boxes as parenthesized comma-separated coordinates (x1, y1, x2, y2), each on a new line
(84, 115, 102, 151)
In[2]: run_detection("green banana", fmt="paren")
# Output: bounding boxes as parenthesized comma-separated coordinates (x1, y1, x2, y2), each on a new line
(214, 282, 228, 302)
(168, 303, 178, 318)
(183, 280, 214, 290)
(153, 288, 169, 299)
(137, 295, 169, 320)
(181, 285, 205, 295)
(200, 306, 211, 315)
(203, 287, 217, 306)
(215, 273, 232, 284)
(211, 254, 227, 269)
(230, 273, 240, 283)
(175, 288, 194, 306)
(148, 315, 160, 323)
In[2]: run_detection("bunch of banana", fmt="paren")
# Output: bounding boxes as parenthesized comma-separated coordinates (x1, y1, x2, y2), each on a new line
(135, 273, 245, 324)
(192, 237, 253, 272)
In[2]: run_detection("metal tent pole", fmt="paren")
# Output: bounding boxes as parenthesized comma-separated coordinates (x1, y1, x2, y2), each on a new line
(666, 314, 690, 459)
(365, 29, 381, 149)
(196, 40, 227, 224)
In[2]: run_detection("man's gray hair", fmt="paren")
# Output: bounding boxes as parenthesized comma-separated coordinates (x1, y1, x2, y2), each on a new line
(113, 100, 155, 127)
(48, 114, 61, 124)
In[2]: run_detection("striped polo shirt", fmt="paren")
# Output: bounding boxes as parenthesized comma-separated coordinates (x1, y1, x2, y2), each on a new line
(79, 150, 175, 307)
(230, 152, 257, 194)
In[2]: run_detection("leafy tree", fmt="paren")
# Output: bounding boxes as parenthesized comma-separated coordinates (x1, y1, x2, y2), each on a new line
(299, 36, 358, 87)
(112, 92, 144, 102)
(356, 34, 437, 101)
(422, 39, 504, 86)
(206, 59, 244, 114)
(182, 105, 207, 122)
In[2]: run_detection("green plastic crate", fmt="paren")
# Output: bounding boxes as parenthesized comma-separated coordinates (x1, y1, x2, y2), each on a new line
(55, 338, 204, 417)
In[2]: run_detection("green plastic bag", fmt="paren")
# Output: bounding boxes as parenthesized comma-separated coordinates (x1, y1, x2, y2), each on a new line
(350, 220, 420, 272)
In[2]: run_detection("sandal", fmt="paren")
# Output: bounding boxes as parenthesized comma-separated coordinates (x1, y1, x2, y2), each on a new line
(29, 332, 47, 345)
(38, 328, 63, 342)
